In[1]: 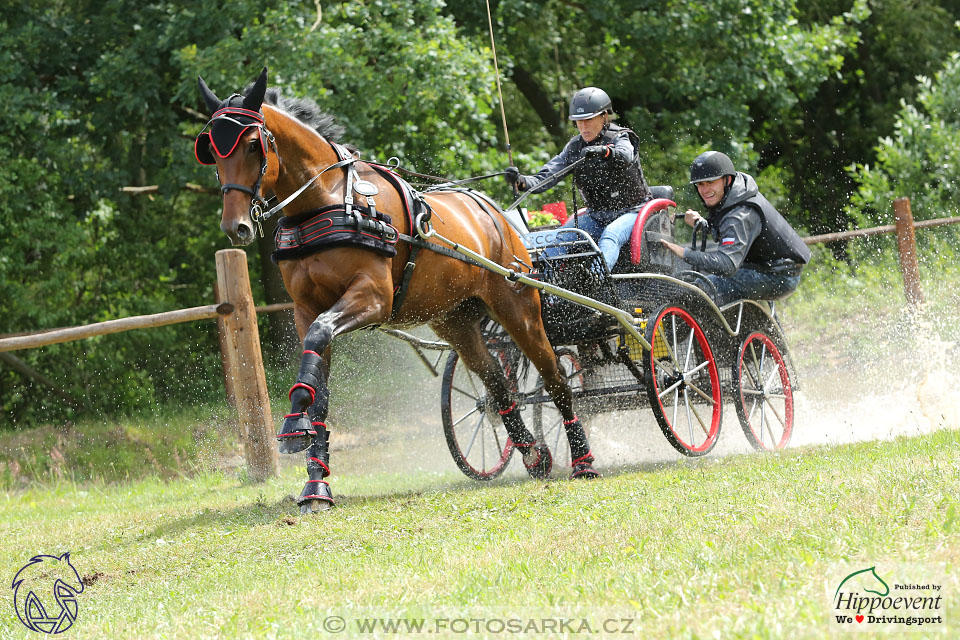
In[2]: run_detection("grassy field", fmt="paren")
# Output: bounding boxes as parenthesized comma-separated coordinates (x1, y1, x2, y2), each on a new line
(1, 427, 956, 639)
(2, 231, 958, 638)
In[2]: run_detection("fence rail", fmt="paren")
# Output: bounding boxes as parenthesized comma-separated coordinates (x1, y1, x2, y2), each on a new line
(1, 199, 957, 478)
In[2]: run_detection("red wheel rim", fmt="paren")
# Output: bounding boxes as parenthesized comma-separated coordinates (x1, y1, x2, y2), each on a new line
(737, 331, 793, 450)
(648, 306, 722, 453)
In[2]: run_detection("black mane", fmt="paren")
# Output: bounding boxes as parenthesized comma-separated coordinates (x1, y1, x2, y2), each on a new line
(261, 87, 345, 142)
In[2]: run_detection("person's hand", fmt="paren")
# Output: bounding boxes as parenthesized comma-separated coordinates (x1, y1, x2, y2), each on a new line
(683, 209, 704, 228)
(660, 239, 685, 258)
(504, 166, 526, 190)
(583, 144, 612, 160)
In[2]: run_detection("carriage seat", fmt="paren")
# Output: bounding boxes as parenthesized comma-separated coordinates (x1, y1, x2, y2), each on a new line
(649, 185, 674, 201)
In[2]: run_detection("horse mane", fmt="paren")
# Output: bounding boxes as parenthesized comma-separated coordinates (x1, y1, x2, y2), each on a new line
(261, 87, 345, 142)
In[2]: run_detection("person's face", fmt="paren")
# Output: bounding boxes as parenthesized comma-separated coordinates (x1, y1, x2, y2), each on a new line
(696, 177, 727, 207)
(575, 113, 607, 142)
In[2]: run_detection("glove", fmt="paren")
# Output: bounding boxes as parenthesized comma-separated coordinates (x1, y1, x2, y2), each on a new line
(584, 144, 612, 160)
(504, 166, 528, 191)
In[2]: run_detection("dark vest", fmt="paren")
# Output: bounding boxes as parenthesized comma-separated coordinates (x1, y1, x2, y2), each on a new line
(714, 192, 811, 267)
(574, 124, 650, 212)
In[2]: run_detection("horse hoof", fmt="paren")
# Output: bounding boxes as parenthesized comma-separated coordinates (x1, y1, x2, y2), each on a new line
(299, 499, 332, 514)
(570, 462, 601, 480)
(521, 443, 553, 479)
(277, 413, 316, 454)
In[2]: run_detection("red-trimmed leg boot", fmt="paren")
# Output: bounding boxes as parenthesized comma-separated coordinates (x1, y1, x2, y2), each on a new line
(278, 350, 326, 454)
(515, 442, 553, 479)
(564, 417, 601, 479)
(570, 452, 601, 480)
(299, 428, 334, 514)
(500, 402, 552, 479)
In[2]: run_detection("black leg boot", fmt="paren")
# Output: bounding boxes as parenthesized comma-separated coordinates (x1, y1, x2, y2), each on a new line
(564, 416, 600, 479)
(500, 402, 552, 479)
(298, 427, 334, 513)
(278, 350, 327, 454)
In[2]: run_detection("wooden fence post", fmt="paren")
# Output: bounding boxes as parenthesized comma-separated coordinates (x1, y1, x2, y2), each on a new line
(892, 197, 924, 306)
(215, 249, 279, 481)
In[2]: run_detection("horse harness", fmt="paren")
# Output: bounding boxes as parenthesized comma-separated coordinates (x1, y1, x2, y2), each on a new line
(198, 109, 508, 316)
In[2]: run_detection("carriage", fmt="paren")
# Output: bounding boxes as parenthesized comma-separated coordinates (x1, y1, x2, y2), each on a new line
(432, 188, 798, 480)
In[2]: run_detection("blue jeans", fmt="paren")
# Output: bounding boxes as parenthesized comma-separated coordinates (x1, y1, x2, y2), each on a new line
(546, 209, 639, 272)
(705, 269, 802, 306)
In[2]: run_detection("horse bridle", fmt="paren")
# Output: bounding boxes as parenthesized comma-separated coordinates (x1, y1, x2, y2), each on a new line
(197, 105, 280, 226)
(199, 106, 359, 237)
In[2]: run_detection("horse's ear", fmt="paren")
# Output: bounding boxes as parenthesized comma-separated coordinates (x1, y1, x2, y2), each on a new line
(197, 76, 221, 114)
(243, 67, 268, 112)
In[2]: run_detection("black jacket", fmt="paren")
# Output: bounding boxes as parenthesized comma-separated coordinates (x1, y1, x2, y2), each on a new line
(684, 172, 811, 276)
(526, 124, 651, 215)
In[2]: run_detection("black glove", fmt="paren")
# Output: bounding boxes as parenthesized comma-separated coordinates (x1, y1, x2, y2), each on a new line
(504, 166, 529, 191)
(584, 144, 612, 160)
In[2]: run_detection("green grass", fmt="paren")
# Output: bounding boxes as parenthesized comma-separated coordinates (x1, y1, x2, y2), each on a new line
(1, 429, 957, 639)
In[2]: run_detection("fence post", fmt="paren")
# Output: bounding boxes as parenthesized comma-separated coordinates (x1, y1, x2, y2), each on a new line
(892, 197, 924, 306)
(215, 249, 279, 481)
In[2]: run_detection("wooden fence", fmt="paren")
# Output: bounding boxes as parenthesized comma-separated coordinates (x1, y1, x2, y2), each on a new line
(0, 198, 957, 480)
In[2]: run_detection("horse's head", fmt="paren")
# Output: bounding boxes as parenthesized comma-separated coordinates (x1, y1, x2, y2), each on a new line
(195, 68, 280, 246)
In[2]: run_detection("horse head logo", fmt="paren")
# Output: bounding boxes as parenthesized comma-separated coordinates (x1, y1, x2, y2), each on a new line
(834, 565, 890, 601)
(11, 553, 84, 634)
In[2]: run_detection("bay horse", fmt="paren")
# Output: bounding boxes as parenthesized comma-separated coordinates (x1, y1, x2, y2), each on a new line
(195, 69, 599, 513)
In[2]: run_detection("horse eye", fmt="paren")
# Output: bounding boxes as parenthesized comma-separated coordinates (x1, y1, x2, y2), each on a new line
(249, 140, 259, 153)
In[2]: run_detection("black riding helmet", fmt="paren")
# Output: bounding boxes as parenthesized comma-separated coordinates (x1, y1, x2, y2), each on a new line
(569, 87, 612, 120)
(689, 151, 736, 183)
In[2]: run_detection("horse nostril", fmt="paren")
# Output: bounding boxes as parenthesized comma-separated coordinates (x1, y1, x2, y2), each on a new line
(237, 223, 253, 242)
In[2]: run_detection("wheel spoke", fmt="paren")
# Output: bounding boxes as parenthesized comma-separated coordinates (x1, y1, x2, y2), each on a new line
(657, 375, 685, 399)
(463, 413, 486, 459)
(451, 383, 481, 402)
(687, 394, 710, 437)
(763, 396, 787, 429)
(685, 380, 718, 405)
(452, 405, 481, 427)
(683, 390, 697, 443)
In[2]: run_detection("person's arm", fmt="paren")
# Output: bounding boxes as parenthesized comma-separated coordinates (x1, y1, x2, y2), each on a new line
(525, 141, 576, 193)
(683, 207, 762, 275)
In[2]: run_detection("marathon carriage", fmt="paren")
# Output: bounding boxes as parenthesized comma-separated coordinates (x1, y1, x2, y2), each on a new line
(436, 188, 798, 480)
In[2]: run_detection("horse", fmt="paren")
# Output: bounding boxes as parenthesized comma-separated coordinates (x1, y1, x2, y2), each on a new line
(195, 68, 600, 513)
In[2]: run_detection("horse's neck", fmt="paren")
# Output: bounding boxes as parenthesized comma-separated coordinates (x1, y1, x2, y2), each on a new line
(266, 108, 344, 213)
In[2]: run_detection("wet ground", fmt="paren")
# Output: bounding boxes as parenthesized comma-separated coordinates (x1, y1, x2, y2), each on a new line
(292, 311, 959, 483)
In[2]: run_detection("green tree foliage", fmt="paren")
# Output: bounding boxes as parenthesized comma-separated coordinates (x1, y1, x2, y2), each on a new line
(848, 51, 960, 224)
(2, 0, 959, 426)
(0, 0, 504, 425)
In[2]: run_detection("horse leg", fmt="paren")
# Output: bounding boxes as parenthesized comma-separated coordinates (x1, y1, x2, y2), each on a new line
(432, 306, 553, 479)
(278, 274, 392, 513)
(489, 296, 601, 480)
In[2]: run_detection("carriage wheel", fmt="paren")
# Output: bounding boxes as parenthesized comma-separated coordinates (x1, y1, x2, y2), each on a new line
(733, 331, 793, 451)
(643, 304, 722, 456)
(440, 349, 517, 481)
(531, 348, 585, 470)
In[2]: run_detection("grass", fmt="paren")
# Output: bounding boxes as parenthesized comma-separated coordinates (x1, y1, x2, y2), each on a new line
(1, 429, 957, 639)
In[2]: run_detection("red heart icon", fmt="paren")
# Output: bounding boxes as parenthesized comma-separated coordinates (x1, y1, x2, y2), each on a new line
(856, 615, 864, 623)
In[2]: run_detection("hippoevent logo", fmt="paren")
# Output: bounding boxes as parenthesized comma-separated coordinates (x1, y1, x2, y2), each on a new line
(11, 553, 84, 634)
(831, 565, 946, 631)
